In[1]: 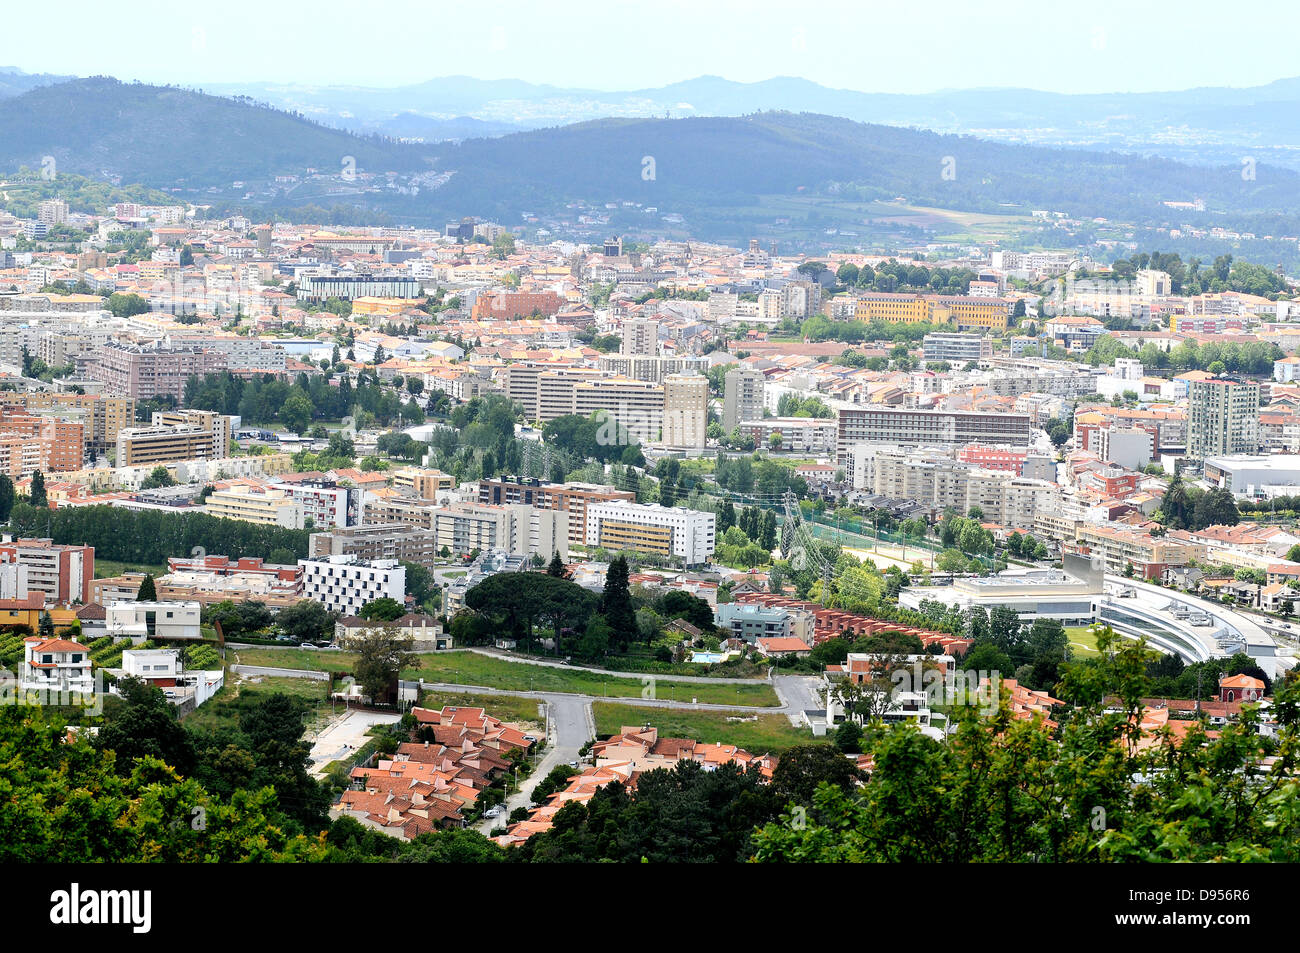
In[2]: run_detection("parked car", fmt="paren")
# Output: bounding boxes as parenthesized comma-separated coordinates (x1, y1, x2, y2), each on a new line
(300, 642, 317, 649)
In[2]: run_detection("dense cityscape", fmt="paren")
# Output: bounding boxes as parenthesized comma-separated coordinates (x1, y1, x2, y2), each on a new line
(1, 7, 1296, 924)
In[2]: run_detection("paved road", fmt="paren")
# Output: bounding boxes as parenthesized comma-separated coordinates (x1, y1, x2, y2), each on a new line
(473, 692, 592, 833)
(773, 674, 824, 726)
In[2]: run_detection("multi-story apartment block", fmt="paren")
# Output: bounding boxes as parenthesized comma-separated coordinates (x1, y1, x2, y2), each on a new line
(37, 199, 68, 225)
(204, 484, 303, 528)
(477, 477, 635, 545)
(837, 406, 1031, 465)
(621, 317, 659, 356)
(89, 342, 226, 401)
(470, 289, 563, 319)
(1073, 524, 1202, 578)
(1188, 377, 1261, 459)
(0, 538, 94, 604)
(361, 495, 438, 531)
(0, 410, 84, 475)
(116, 410, 232, 467)
(739, 417, 837, 454)
(430, 502, 568, 559)
(922, 332, 993, 364)
(503, 364, 602, 421)
(0, 393, 136, 457)
(309, 523, 442, 569)
(278, 480, 359, 530)
(298, 556, 406, 616)
(596, 354, 709, 383)
(722, 367, 765, 431)
(584, 502, 715, 565)
(296, 274, 420, 301)
(855, 446, 1057, 530)
(662, 372, 708, 449)
(571, 377, 664, 445)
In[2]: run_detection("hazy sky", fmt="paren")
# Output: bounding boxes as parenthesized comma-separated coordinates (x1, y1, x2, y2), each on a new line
(12, 0, 1300, 95)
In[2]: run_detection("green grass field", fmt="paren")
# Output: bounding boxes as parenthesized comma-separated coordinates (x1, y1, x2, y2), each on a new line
(592, 702, 812, 754)
(231, 648, 780, 707)
(1066, 626, 1102, 658)
(93, 559, 165, 580)
(419, 690, 547, 728)
(181, 674, 330, 734)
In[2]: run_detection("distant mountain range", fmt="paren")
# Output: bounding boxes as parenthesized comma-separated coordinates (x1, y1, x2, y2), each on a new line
(0, 66, 74, 99)
(4, 68, 1300, 170)
(4, 77, 1299, 234)
(5, 76, 1300, 259)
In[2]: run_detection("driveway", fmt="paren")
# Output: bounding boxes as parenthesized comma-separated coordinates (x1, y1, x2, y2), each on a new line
(307, 707, 402, 777)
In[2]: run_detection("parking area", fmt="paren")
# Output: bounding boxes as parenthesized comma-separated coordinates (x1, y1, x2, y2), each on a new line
(307, 707, 401, 776)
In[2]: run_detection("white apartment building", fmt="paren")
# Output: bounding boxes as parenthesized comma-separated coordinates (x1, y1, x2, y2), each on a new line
(299, 556, 406, 616)
(279, 482, 357, 529)
(21, 635, 94, 696)
(585, 502, 716, 565)
(621, 317, 659, 356)
(856, 445, 1059, 530)
(430, 502, 569, 559)
(205, 484, 304, 528)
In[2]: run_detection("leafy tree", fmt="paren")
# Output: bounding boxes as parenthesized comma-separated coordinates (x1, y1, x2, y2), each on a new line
(834, 720, 863, 754)
(351, 624, 416, 702)
(654, 589, 715, 633)
(768, 743, 863, 807)
(276, 600, 336, 643)
(140, 466, 176, 490)
(96, 678, 196, 775)
(0, 705, 331, 862)
(29, 471, 46, 507)
(1160, 474, 1193, 530)
(402, 562, 435, 608)
(359, 597, 405, 622)
(516, 760, 777, 863)
(280, 393, 314, 435)
(0, 473, 14, 523)
(136, 574, 157, 601)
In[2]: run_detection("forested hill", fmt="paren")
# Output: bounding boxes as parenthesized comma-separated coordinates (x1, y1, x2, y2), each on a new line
(5, 79, 1300, 237)
(0, 77, 433, 186)
(428, 112, 1300, 227)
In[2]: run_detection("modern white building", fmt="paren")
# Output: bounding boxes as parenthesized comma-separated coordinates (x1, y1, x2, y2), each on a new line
(1203, 454, 1300, 497)
(299, 555, 406, 616)
(122, 647, 225, 707)
(584, 502, 716, 566)
(106, 601, 203, 640)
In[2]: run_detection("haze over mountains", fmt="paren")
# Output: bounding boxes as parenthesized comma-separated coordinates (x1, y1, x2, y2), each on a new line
(4, 72, 1300, 266)
(3, 67, 1300, 169)
(4, 76, 1299, 234)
